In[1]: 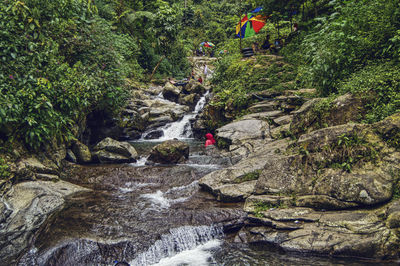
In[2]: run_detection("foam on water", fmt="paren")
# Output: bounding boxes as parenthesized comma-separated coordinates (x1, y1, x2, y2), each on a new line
(141, 190, 171, 208)
(130, 156, 148, 167)
(130, 225, 223, 266)
(151, 239, 221, 266)
(141, 181, 199, 209)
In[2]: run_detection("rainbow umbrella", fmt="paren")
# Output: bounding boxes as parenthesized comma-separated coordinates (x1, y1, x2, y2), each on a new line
(236, 8, 267, 39)
(200, 42, 215, 48)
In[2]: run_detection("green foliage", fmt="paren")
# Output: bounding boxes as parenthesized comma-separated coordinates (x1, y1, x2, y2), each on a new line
(328, 133, 378, 172)
(295, 0, 400, 95)
(234, 170, 261, 183)
(338, 62, 400, 124)
(216, 137, 231, 150)
(0, 0, 135, 150)
(0, 157, 11, 180)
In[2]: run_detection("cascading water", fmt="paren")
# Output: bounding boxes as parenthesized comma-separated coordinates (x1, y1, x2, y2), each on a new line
(142, 91, 209, 141)
(130, 225, 223, 266)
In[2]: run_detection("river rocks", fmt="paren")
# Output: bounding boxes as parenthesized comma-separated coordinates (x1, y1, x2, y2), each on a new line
(179, 93, 200, 109)
(0, 180, 89, 264)
(290, 93, 365, 137)
(162, 82, 181, 102)
(199, 139, 290, 201)
(143, 130, 164, 140)
(15, 156, 59, 181)
(71, 140, 92, 164)
(182, 79, 206, 95)
(200, 102, 400, 259)
(216, 119, 270, 146)
(92, 137, 138, 164)
(148, 140, 189, 164)
(240, 203, 400, 260)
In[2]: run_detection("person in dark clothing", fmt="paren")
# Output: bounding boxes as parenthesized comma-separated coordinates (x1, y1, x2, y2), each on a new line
(261, 35, 271, 50)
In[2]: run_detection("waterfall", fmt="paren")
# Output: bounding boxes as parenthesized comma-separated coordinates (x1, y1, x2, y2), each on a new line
(129, 225, 223, 266)
(142, 91, 209, 141)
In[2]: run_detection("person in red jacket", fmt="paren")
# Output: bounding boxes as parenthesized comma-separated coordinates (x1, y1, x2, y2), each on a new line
(205, 133, 216, 147)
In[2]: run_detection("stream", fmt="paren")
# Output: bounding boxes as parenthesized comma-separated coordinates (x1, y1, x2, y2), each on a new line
(18, 92, 379, 266)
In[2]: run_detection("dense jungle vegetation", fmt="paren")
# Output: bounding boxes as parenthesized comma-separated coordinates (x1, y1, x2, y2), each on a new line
(1, 0, 400, 156)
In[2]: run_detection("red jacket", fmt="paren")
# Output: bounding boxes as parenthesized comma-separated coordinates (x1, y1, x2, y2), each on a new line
(205, 133, 216, 147)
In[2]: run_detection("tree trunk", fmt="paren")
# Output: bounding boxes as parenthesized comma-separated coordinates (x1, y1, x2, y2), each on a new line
(149, 56, 166, 82)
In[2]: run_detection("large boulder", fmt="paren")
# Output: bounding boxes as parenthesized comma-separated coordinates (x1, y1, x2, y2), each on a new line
(182, 79, 206, 95)
(71, 141, 92, 164)
(148, 140, 189, 164)
(290, 93, 365, 137)
(216, 119, 270, 146)
(239, 202, 400, 260)
(15, 157, 59, 181)
(179, 93, 200, 109)
(0, 181, 89, 264)
(92, 137, 138, 164)
(199, 139, 291, 202)
(162, 82, 182, 102)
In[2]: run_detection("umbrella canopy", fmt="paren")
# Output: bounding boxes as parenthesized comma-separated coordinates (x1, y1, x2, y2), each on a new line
(236, 7, 267, 39)
(200, 42, 215, 48)
(236, 14, 267, 38)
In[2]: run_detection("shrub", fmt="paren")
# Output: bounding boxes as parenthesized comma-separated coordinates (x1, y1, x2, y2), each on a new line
(339, 62, 400, 123)
(0, 0, 136, 150)
(298, 0, 400, 95)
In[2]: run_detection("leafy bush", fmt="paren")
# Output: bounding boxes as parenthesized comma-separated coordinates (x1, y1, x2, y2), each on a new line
(297, 0, 400, 95)
(0, 0, 135, 150)
(338, 62, 400, 123)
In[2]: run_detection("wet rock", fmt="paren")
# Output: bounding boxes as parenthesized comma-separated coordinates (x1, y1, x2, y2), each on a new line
(216, 119, 270, 146)
(255, 124, 394, 209)
(241, 206, 400, 260)
(162, 82, 181, 102)
(179, 94, 200, 109)
(15, 156, 59, 181)
(145, 100, 189, 123)
(199, 139, 290, 202)
(144, 130, 164, 140)
(0, 181, 89, 264)
(182, 80, 206, 95)
(241, 110, 284, 120)
(148, 140, 189, 164)
(147, 115, 174, 129)
(92, 137, 138, 164)
(71, 141, 92, 164)
(66, 149, 77, 163)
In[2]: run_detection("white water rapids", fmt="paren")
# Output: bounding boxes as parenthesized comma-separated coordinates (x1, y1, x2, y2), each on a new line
(142, 91, 209, 141)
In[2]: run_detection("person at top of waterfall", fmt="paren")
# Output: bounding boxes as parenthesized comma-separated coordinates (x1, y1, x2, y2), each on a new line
(198, 76, 203, 84)
(205, 133, 216, 147)
(203, 64, 209, 79)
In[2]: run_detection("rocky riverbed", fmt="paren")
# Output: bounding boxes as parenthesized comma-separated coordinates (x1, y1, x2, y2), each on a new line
(1, 55, 399, 264)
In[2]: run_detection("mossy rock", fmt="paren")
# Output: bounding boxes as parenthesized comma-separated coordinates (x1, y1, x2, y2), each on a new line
(148, 140, 189, 164)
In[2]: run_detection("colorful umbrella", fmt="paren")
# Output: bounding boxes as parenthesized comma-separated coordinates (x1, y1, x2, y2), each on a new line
(200, 42, 215, 48)
(236, 8, 267, 39)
